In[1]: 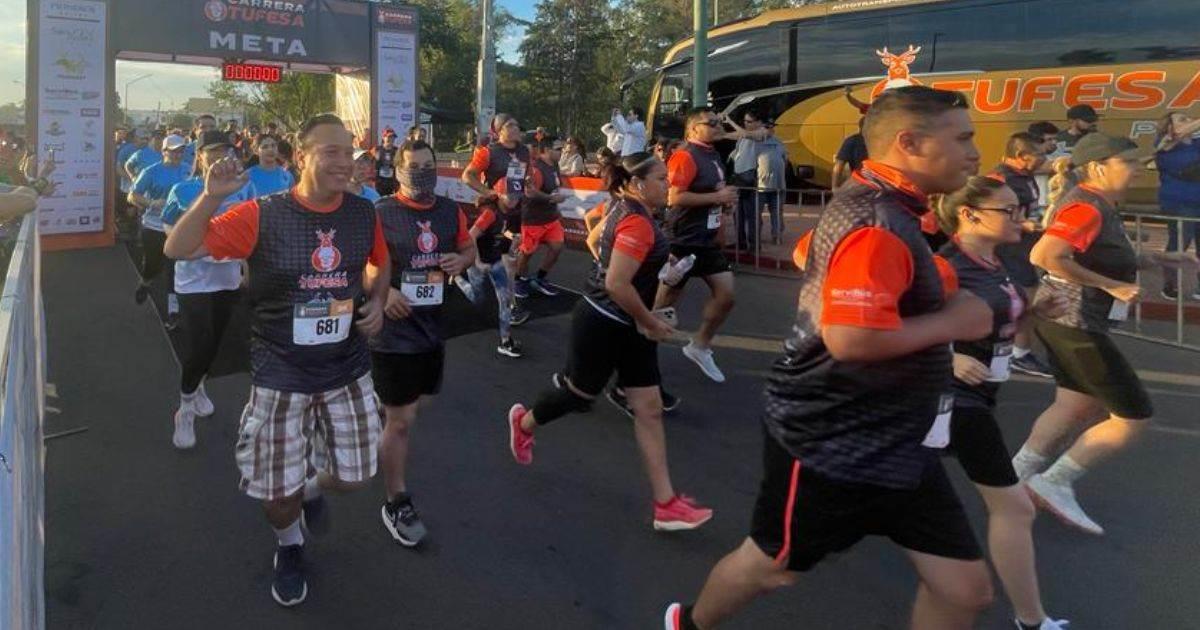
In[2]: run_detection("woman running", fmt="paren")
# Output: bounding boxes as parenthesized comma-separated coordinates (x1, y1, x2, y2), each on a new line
(1013, 133, 1152, 536)
(506, 152, 712, 531)
(933, 176, 1069, 630)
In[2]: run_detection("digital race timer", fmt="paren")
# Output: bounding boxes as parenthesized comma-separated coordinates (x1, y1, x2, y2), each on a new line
(222, 62, 282, 84)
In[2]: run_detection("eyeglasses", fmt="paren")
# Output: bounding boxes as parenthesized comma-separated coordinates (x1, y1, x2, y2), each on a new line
(971, 205, 1025, 220)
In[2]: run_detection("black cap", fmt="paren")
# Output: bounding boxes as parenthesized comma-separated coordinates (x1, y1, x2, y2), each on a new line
(196, 130, 232, 152)
(1070, 133, 1139, 166)
(1066, 104, 1099, 123)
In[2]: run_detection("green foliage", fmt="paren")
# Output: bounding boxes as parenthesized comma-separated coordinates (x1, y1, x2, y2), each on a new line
(207, 73, 335, 132)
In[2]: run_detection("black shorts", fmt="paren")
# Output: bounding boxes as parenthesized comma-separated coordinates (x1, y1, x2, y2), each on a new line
(668, 245, 731, 282)
(566, 301, 660, 394)
(1035, 320, 1153, 420)
(948, 406, 1018, 487)
(371, 347, 445, 407)
(750, 433, 981, 572)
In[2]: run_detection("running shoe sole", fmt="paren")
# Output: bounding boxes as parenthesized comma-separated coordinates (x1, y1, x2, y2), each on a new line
(652, 513, 714, 532)
(663, 603, 683, 629)
(1025, 484, 1104, 536)
(380, 504, 422, 548)
(497, 345, 523, 358)
(532, 282, 560, 297)
(510, 311, 530, 326)
(604, 389, 636, 420)
(270, 553, 308, 607)
(1011, 363, 1053, 379)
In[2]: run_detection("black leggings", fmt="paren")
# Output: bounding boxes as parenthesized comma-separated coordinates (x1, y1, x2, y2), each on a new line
(178, 290, 240, 394)
(139, 228, 175, 291)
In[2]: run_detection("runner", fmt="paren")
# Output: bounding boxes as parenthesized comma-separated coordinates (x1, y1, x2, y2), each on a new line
(663, 86, 996, 630)
(114, 127, 138, 239)
(245, 134, 295, 196)
(163, 113, 390, 607)
(460, 113, 532, 351)
(506, 152, 713, 530)
(181, 114, 217, 174)
(375, 129, 399, 196)
(1014, 133, 1152, 536)
(933, 175, 1070, 630)
(990, 132, 1055, 378)
(372, 139, 475, 547)
(1055, 105, 1098, 152)
(348, 150, 382, 203)
(123, 128, 161, 184)
(128, 133, 189, 324)
(656, 109, 739, 383)
(514, 136, 566, 297)
(160, 130, 257, 449)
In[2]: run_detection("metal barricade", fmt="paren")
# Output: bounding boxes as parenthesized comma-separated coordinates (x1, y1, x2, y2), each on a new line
(0, 215, 46, 630)
(1122, 211, 1199, 351)
(725, 185, 828, 274)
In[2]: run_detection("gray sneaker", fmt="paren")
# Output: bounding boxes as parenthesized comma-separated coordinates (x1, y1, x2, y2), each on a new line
(1026, 475, 1104, 536)
(381, 494, 428, 547)
(682, 341, 726, 383)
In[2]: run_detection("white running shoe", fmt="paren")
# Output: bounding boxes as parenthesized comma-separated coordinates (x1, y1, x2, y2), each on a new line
(683, 341, 725, 383)
(172, 407, 196, 449)
(1015, 617, 1070, 630)
(1026, 475, 1104, 535)
(192, 383, 214, 417)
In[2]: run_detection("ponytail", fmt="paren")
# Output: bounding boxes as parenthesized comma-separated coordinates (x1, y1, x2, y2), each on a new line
(602, 151, 659, 195)
(932, 175, 1008, 235)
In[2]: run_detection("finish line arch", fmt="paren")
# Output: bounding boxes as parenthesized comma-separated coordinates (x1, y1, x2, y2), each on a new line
(27, 0, 419, 250)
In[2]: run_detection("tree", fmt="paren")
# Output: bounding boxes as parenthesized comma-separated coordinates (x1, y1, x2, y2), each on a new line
(207, 73, 335, 131)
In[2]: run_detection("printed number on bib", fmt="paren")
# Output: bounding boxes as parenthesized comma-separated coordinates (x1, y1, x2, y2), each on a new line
(921, 394, 954, 448)
(986, 341, 1014, 382)
(1108, 299, 1130, 321)
(401, 269, 446, 306)
(293, 299, 353, 346)
(707, 208, 721, 229)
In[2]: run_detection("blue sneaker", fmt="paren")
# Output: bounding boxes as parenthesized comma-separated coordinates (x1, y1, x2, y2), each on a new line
(513, 277, 531, 299)
(271, 544, 308, 607)
(529, 277, 560, 297)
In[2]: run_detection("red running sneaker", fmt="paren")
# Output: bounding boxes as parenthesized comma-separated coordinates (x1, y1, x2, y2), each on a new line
(663, 602, 683, 629)
(508, 404, 534, 465)
(653, 495, 713, 531)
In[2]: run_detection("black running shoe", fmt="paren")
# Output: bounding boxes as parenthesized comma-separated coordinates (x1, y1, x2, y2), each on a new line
(605, 387, 636, 420)
(381, 493, 428, 547)
(497, 337, 523, 358)
(513, 277, 531, 299)
(551, 372, 566, 389)
(134, 282, 150, 305)
(529, 277, 560, 297)
(1012, 353, 1053, 379)
(510, 305, 531, 326)
(661, 389, 682, 414)
(301, 495, 330, 537)
(271, 544, 308, 607)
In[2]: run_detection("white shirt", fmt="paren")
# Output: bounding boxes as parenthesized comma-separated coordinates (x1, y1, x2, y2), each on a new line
(611, 113, 646, 155)
(601, 123, 623, 153)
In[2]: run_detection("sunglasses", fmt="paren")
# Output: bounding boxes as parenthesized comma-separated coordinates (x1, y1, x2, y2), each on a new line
(971, 205, 1025, 220)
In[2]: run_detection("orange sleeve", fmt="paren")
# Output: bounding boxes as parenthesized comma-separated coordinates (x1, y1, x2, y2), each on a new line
(473, 208, 497, 232)
(368, 213, 388, 267)
(1044, 202, 1102, 252)
(612, 214, 656, 262)
(932, 254, 958, 298)
(820, 227, 915, 330)
(204, 200, 260, 260)
(667, 150, 697, 190)
(793, 230, 813, 271)
(529, 165, 544, 191)
(456, 209, 472, 248)
(467, 146, 491, 174)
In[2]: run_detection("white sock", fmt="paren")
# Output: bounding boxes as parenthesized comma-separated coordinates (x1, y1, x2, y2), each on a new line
(167, 293, 179, 315)
(302, 475, 322, 501)
(273, 518, 303, 547)
(1013, 346, 1032, 359)
(1042, 455, 1087, 487)
(1012, 446, 1049, 481)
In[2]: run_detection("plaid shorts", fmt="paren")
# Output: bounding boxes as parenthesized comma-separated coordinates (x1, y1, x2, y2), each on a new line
(235, 373, 383, 501)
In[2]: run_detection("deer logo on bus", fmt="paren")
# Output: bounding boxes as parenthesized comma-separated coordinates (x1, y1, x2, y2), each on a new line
(871, 45, 923, 99)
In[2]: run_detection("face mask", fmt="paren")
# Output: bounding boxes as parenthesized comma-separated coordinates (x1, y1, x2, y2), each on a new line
(398, 166, 438, 202)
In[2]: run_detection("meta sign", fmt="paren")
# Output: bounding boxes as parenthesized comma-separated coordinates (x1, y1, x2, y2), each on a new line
(222, 61, 283, 83)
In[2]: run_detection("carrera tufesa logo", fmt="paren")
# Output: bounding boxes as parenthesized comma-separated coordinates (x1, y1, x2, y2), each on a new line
(205, 0, 307, 27)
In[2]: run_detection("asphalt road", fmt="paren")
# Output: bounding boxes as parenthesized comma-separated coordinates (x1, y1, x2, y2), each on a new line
(42, 245, 1200, 629)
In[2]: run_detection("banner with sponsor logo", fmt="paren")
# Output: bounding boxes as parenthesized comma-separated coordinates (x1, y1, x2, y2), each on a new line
(112, 0, 370, 67)
(371, 6, 419, 140)
(37, 0, 107, 235)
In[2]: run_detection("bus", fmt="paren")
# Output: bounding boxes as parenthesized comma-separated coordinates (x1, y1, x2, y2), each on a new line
(644, 0, 1200, 202)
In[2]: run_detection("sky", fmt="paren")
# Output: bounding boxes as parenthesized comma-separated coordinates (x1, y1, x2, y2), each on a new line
(0, 0, 536, 111)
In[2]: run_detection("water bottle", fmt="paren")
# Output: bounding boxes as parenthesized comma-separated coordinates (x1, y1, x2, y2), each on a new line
(659, 254, 696, 287)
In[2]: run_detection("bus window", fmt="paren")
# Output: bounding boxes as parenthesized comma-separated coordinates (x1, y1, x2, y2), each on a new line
(792, 19, 886, 85)
(708, 28, 784, 111)
(654, 63, 692, 140)
(886, 5, 1026, 73)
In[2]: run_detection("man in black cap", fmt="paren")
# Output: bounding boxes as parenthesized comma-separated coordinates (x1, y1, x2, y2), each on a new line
(1056, 105, 1099, 151)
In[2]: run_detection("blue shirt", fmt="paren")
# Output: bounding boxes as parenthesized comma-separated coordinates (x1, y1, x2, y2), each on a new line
(180, 141, 197, 174)
(353, 184, 381, 204)
(246, 165, 295, 197)
(1155, 140, 1200, 211)
(163, 177, 255, 294)
(116, 142, 138, 192)
(125, 146, 162, 179)
(132, 161, 189, 231)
